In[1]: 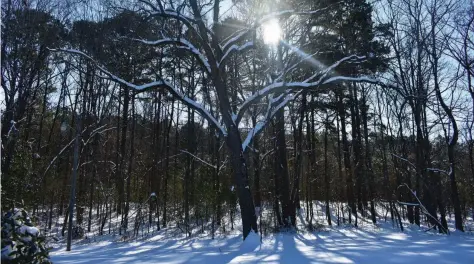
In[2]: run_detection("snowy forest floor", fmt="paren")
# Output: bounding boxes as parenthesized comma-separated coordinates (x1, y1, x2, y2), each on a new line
(49, 203, 474, 263)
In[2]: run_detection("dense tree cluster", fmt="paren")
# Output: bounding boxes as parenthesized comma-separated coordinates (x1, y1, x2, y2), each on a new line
(1, 0, 473, 243)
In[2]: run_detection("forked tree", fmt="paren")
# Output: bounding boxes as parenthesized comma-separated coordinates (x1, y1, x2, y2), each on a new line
(55, 0, 377, 239)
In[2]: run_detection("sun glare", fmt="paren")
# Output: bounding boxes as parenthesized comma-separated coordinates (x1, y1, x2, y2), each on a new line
(262, 19, 281, 45)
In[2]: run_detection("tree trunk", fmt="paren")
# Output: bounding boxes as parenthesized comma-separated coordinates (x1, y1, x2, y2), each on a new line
(430, 11, 463, 231)
(323, 113, 332, 226)
(226, 126, 258, 239)
(337, 93, 356, 223)
(274, 108, 293, 227)
(163, 100, 173, 228)
(124, 92, 136, 231)
(361, 88, 376, 224)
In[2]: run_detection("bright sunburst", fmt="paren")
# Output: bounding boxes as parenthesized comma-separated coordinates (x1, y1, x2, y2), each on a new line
(262, 19, 281, 45)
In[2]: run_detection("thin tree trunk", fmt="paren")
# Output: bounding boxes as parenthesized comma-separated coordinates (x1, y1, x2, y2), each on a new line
(124, 92, 136, 232)
(337, 93, 356, 223)
(323, 113, 332, 226)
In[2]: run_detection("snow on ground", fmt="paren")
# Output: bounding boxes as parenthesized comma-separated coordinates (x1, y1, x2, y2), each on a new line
(47, 201, 474, 263)
(51, 220, 474, 263)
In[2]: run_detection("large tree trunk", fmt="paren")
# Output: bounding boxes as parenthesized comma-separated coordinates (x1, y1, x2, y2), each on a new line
(189, 0, 257, 239)
(274, 108, 293, 227)
(226, 126, 258, 239)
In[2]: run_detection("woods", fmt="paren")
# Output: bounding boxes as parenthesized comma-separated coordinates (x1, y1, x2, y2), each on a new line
(1, 0, 473, 248)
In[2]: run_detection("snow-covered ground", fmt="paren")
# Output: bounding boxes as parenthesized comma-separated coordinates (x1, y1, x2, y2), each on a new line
(51, 226, 474, 263)
(49, 203, 474, 263)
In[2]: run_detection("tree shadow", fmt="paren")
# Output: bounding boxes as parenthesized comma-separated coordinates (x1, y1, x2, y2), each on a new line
(51, 228, 474, 263)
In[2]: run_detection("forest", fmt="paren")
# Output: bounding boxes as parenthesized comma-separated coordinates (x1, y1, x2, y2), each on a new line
(1, 0, 474, 263)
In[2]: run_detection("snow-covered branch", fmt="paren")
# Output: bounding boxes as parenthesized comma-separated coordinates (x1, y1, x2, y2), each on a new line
(427, 167, 451, 176)
(391, 153, 416, 169)
(392, 154, 452, 176)
(397, 183, 449, 234)
(219, 41, 254, 66)
(137, 0, 164, 12)
(134, 38, 211, 73)
(138, 1, 217, 62)
(180, 150, 217, 169)
(235, 70, 378, 125)
(51, 48, 227, 136)
(242, 91, 302, 151)
(42, 137, 76, 178)
(304, 55, 366, 83)
(43, 124, 114, 177)
(80, 160, 116, 168)
(276, 51, 322, 82)
(321, 76, 381, 85)
(6, 120, 18, 138)
(81, 126, 115, 148)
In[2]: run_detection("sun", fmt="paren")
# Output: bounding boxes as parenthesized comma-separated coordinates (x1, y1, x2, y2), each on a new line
(262, 19, 281, 45)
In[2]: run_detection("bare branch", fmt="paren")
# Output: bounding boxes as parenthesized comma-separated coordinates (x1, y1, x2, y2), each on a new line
(180, 150, 217, 169)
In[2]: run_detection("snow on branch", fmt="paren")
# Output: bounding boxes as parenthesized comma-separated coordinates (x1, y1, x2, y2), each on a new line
(81, 126, 115, 149)
(391, 153, 416, 169)
(234, 55, 375, 125)
(6, 120, 18, 138)
(321, 76, 381, 85)
(219, 41, 254, 66)
(134, 38, 211, 73)
(137, 0, 219, 63)
(43, 137, 76, 178)
(276, 51, 323, 82)
(241, 94, 277, 151)
(43, 124, 113, 177)
(242, 91, 302, 151)
(392, 154, 452, 176)
(427, 167, 451, 176)
(50, 48, 227, 136)
(137, 0, 164, 13)
(148, 10, 197, 29)
(397, 183, 449, 234)
(145, 7, 216, 51)
(180, 150, 217, 169)
(304, 55, 366, 83)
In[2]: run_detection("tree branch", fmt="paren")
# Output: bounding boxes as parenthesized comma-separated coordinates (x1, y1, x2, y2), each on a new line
(180, 150, 217, 169)
(242, 90, 302, 151)
(50, 48, 227, 136)
(133, 37, 211, 73)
